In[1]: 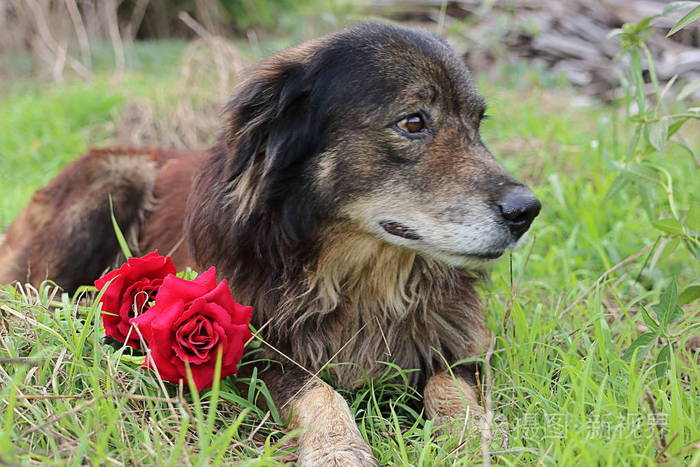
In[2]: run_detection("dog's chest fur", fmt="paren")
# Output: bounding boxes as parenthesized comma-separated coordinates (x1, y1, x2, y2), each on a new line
(263, 232, 489, 389)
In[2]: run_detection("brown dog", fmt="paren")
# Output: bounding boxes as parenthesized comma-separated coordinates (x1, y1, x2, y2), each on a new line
(0, 23, 540, 465)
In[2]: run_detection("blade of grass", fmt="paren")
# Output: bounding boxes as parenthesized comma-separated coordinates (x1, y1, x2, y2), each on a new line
(109, 195, 132, 259)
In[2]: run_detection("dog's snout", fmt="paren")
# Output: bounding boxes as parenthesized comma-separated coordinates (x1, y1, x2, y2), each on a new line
(496, 188, 541, 238)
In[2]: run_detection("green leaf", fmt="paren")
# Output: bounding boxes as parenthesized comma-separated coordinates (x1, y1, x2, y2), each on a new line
(618, 162, 660, 185)
(659, 280, 678, 312)
(648, 117, 669, 151)
(663, 1, 700, 16)
(655, 344, 671, 383)
(635, 16, 660, 35)
(652, 218, 683, 234)
(176, 268, 199, 280)
(638, 185, 657, 220)
(677, 80, 700, 101)
(623, 332, 657, 361)
(670, 139, 698, 163)
(602, 174, 629, 204)
(686, 202, 700, 231)
(656, 280, 678, 326)
(119, 354, 146, 365)
(668, 304, 685, 324)
(667, 4, 700, 36)
(686, 236, 700, 261)
(109, 195, 133, 259)
(667, 117, 689, 138)
(640, 305, 660, 331)
(659, 237, 680, 262)
(678, 284, 700, 305)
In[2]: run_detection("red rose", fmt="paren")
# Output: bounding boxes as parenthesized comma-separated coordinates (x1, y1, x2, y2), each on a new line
(130, 267, 252, 391)
(95, 250, 176, 349)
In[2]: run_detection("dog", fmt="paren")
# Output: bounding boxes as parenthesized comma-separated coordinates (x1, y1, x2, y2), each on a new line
(0, 23, 540, 465)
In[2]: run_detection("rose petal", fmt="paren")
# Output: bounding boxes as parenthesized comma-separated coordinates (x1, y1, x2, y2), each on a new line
(131, 299, 184, 378)
(94, 268, 122, 292)
(222, 323, 250, 366)
(120, 250, 176, 282)
(95, 251, 175, 349)
(201, 280, 253, 325)
(173, 313, 218, 364)
(189, 362, 216, 391)
(155, 274, 213, 307)
(173, 298, 206, 327)
(197, 301, 233, 328)
(193, 267, 218, 289)
(132, 297, 184, 337)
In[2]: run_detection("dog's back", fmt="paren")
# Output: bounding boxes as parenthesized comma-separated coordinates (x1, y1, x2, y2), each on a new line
(0, 146, 203, 291)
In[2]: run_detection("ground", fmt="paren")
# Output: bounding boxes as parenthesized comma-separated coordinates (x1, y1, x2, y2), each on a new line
(0, 39, 699, 466)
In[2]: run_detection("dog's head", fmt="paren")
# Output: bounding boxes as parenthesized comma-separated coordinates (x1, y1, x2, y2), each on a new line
(188, 23, 540, 270)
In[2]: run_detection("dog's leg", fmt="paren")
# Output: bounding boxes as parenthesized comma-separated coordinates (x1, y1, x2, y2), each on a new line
(264, 367, 377, 466)
(423, 364, 484, 434)
(290, 380, 377, 466)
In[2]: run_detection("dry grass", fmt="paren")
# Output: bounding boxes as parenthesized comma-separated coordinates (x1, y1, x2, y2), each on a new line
(1, 0, 127, 81)
(0, 0, 237, 83)
(111, 36, 247, 149)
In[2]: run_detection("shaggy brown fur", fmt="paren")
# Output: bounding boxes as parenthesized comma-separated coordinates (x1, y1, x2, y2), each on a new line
(1, 24, 541, 465)
(2, 147, 157, 290)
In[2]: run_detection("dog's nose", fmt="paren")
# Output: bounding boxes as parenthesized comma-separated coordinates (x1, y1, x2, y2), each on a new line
(496, 188, 541, 238)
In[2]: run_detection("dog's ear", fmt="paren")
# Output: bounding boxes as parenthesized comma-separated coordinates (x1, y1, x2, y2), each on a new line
(186, 53, 330, 273)
(221, 58, 326, 188)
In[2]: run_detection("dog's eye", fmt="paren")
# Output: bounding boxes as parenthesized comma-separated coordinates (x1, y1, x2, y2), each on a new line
(397, 114, 426, 134)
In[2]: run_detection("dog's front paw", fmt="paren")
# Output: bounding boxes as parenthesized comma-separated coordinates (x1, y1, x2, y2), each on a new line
(297, 441, 377, 467)
(424, 371, 486, 438)
(289, 382, 378, 466)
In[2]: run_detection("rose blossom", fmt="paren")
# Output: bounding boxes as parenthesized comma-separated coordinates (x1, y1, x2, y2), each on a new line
(95, 250, 176, 348)
(130, 267, 252, 391)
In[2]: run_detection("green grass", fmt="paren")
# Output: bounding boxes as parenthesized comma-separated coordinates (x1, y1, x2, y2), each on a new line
(0, 40, 191, 231)
(1, 41, 699, 466)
